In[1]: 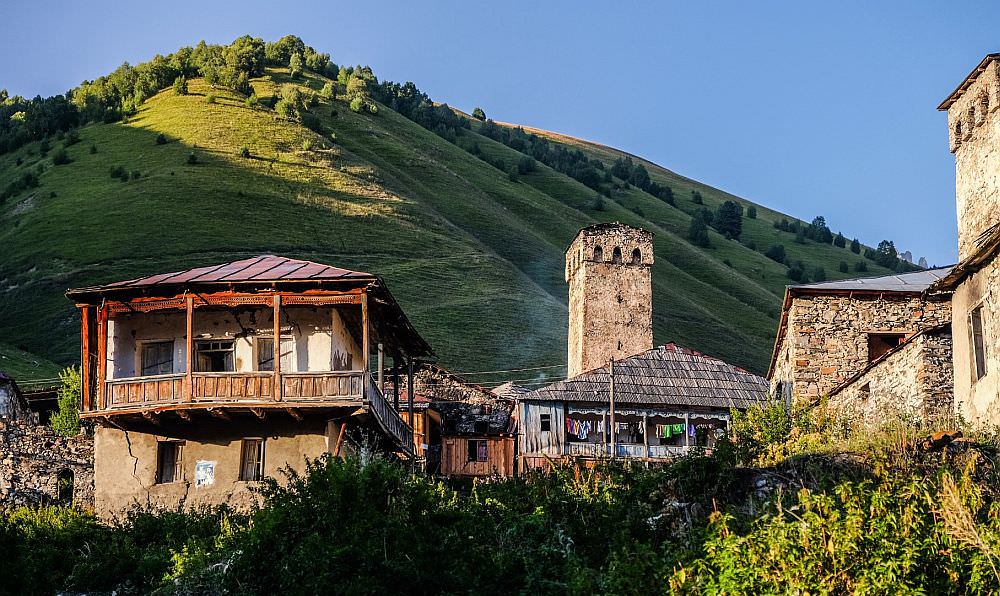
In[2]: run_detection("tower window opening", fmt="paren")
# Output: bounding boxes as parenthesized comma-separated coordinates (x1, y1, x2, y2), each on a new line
(593, 245, 603, 262)
(631, 248, 642, 264)
(612, 247, 622, 264)
(979, 92, 990, 124)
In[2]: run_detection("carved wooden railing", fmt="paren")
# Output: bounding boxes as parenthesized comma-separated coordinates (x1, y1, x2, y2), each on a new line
(106, 373, 185, 408)
(564, 442, 689, 459)
(282, 372, 363, 400)
(365, 374, 414, 456)
(192, 373, 274, 402)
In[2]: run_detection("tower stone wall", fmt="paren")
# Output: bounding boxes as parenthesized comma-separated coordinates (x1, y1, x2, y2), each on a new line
(945, 57, 1000, 260)
(565, 223, 653, 377)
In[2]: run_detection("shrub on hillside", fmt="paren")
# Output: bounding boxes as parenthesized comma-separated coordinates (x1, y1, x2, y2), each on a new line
(746, 205, 756, 219)
(688, 214, 711, 248)
(205, 93, 217, 104)
(109, 164, 126, 179)
(50, 366, 81, 437)
(239, 146, 251, 158)
(691, 189, 703, 204)
(173, 76, 188, 96)
(764, 244, 786, 263)
(186, 152, 198, 165)
(51, 148, 71, 165)
(472, 107, 486, 120)
(155, 133, 167, 145)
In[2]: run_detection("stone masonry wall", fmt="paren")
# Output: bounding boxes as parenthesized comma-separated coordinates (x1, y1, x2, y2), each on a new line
(0, 418, 94, 508)
(566, 224, 654, 378)
(952, 256, 1000, 426)
(829, 327, 954, 423)
(948, 58, 1000, 260)
(772, 294, 951, 403)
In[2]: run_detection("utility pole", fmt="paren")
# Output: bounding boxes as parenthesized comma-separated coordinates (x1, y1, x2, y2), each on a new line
(609, 357, 616, 460)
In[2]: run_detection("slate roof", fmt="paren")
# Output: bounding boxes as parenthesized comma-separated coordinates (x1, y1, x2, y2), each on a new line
(524, 344, 769, 409)
(787, 267, 954, 293)
(939, 53, 1000, 110)
(491, 382, 531, 400)
(68, 255, 371, 295)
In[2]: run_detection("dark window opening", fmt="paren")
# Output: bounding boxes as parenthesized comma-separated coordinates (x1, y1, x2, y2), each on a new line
(444, 419, 457, 433)
(540, 413, 551, 432)
(57, 469, 74, 505)
(612, 247, 622, 264)
(467, 439, 488, 462)
(631, 248, 642, 264)
(593, 246, 603, 262)
(867, 333, 905, 363)
(196, 340, 235, 372)
(240, 439, 265, 481)
(140, 341, 174, 376)
(971, 306, 988, 381)
(473, 420, 488, 434)
(156, 441, 183, 484)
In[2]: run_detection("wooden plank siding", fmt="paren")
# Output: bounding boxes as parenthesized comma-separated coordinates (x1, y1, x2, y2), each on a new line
(440, 436, 515, 477)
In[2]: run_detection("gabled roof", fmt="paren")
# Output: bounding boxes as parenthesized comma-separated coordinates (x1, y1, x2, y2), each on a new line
(787, 267, 953, 293)
(938, 53, 1000, 110)
(68, 255, 371, 297)
(928, 223, 1000, 294)
(523, 344, 769, 409)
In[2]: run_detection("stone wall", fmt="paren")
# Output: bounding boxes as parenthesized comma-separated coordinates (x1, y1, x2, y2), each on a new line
(829, 326, 953, 423)
(947, 58, 1000, 260)
(952, 256, 1000, 426)
(566, 223, 653, 377)
(0, 418, 94, 508)
(771, 293, 951, 403)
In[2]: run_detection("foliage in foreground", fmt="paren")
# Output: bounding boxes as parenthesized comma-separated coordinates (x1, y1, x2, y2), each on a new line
(4, 404, 1000, 594)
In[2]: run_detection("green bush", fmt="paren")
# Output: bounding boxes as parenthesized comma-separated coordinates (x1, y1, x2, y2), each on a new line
(239, 146, 251, 158)
(205, 93, 216, 104)
(186, 152, 198, 165)
(155, 133, 167, 145)
(50, 366, 81, 437)
(51, 148, 70, 165)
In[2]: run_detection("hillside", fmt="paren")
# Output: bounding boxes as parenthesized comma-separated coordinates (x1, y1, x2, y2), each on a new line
(0, 38, 905, 381)
(0, 343, 62, 383)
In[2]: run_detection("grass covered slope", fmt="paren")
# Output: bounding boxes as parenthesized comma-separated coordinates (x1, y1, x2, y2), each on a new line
(0, 62, 896, 377)
(0, 343, 62, 383)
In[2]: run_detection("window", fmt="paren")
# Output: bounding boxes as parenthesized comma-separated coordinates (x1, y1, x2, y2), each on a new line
(156, 441, 183, 484)
(467, 439, 488, 462)
(256, 337, 294, 372)
(473, 420, 488, 434)
(593, 245, 603, 262)
(196, 340, 235, 372)
(240, 439, 265, 481)
(867, 333, 905, 363)
(140, 341, 174, 376)
(971, 305, 988, 381)
(540, 413, 551, 432)
(57, 469, 74, 505)
(612, 247, 622, 264)
(631, 248, 642, 265)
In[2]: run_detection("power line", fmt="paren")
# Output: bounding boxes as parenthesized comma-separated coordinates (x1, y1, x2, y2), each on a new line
(453, 364, 565, 376)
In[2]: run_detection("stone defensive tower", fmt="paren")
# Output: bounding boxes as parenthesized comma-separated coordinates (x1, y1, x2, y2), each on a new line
(940, 54, 1000, 260)
(565, 222, 654, 377)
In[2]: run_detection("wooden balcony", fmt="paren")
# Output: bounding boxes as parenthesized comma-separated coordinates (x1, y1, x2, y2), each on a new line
(565, 442, 689, 459)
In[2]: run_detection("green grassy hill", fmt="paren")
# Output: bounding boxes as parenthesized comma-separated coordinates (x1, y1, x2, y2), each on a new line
(0, 65, 898, 382)
(0, 343, 62, 383)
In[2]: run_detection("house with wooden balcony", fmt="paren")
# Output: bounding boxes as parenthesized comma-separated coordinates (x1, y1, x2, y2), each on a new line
(66, 255, 432, 515)
(517, 344, 769, 469)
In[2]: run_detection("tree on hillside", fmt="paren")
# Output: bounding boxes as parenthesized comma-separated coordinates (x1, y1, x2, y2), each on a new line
(765, 244, 786, 263)
(688, 214, 711, 248)
(472, 107, 486, 121)
(691, 190, 703, 204)
(839, 261, 849, 273)
(289, 52, 304, 79)
(746, 205, 756, 219)
(173, 76, 188, 96)
(265, 35, 306, 66)
(855, 260, 868, 272)
(320, 81, 335, 100)
(806, 216, 833, 244)
(712, 201, 743, 240)
(850, 238, 861, 254)
(873, 240, 899, 269)
(834, 232, 846, 248)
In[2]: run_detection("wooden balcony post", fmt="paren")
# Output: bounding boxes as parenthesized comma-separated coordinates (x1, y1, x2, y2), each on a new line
(684, 412, 691, 451)
(377, 342, 384, 393)
(392, 354, 400, 410)
(185, 296, 194, 402)
(273, 295, 282, 402)
(80, 306, 91, 412)
(96, 304, 108, 410)
(642, 412, 649, 459)
(406, 357, 414, 420)
(361, 293, 369, 399)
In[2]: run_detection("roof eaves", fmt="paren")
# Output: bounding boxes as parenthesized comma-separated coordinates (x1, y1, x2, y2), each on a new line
(938, 53, 1000, 110)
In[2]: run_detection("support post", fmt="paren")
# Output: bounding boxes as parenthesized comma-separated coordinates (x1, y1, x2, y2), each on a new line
(273, 295, 282, 402)
(361, 293, 370, 399)
(392, 355, 400, 410)
(642, 412, 649, 459)
(609, 358, 616, 460)
(407, 357, 414, 422)
(185, 296, 194, 402)
(684, 412, 691, 451)
(96, 304, 108, 410)
(80, 307, 91, 412)
(377, 342, 384, 392)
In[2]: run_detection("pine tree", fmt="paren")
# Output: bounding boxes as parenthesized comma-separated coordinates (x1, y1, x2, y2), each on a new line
(850, 238, 861, 254)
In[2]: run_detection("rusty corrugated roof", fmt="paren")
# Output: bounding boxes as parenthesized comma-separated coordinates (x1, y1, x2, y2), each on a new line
(70, 255, 372, 294)
(524, 344, 769, 408)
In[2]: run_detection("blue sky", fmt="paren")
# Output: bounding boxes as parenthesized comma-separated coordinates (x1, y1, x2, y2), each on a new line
(3, 1, 995, 265)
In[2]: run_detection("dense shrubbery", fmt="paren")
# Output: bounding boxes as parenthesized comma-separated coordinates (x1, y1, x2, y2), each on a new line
(5, 402, 1000, 594)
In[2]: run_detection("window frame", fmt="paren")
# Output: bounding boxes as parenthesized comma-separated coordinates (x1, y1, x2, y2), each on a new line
(156, 441, 184, 484)
(254, 335, 295, 372)
(539, 413, 551, 432)
(138, 340, 175, 376)
(466, 439, 488, 463)
(239, 438, 265, 482)
(971, 303, 988, 382)
(866, 332, 906, 363)
(195, 339, 236, 373)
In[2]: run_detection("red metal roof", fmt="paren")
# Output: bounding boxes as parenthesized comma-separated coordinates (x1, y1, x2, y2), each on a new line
(73, 255, 372, 294)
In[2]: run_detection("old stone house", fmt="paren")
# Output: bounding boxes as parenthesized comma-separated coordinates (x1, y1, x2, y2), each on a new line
(768, 269, 953, 407)
(927, 54, 1000, 425)
(520, 222, 769, 468)
(66, 255, 432, 516)
(0, 373, 94, 507)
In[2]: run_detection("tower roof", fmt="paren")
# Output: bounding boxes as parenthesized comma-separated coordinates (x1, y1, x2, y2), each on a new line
(566, 221, 653, 251)
(938, 53, 1000, 110)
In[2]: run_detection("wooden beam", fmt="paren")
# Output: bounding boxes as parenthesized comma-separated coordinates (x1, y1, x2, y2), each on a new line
(185, 296, 194, 402)
(96, 304, 108, 410)
(377, 342, 384, 392)
(334, 421, 348, 457)
(361, 293, 370, 391)
(142, 411, 161, 426)
(208, 408, 230, 421)
(273, 295, 282, 402)
(286, 407, 303, 421)
(176, 410, 191, 422)
(80, 306, 92, 411)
